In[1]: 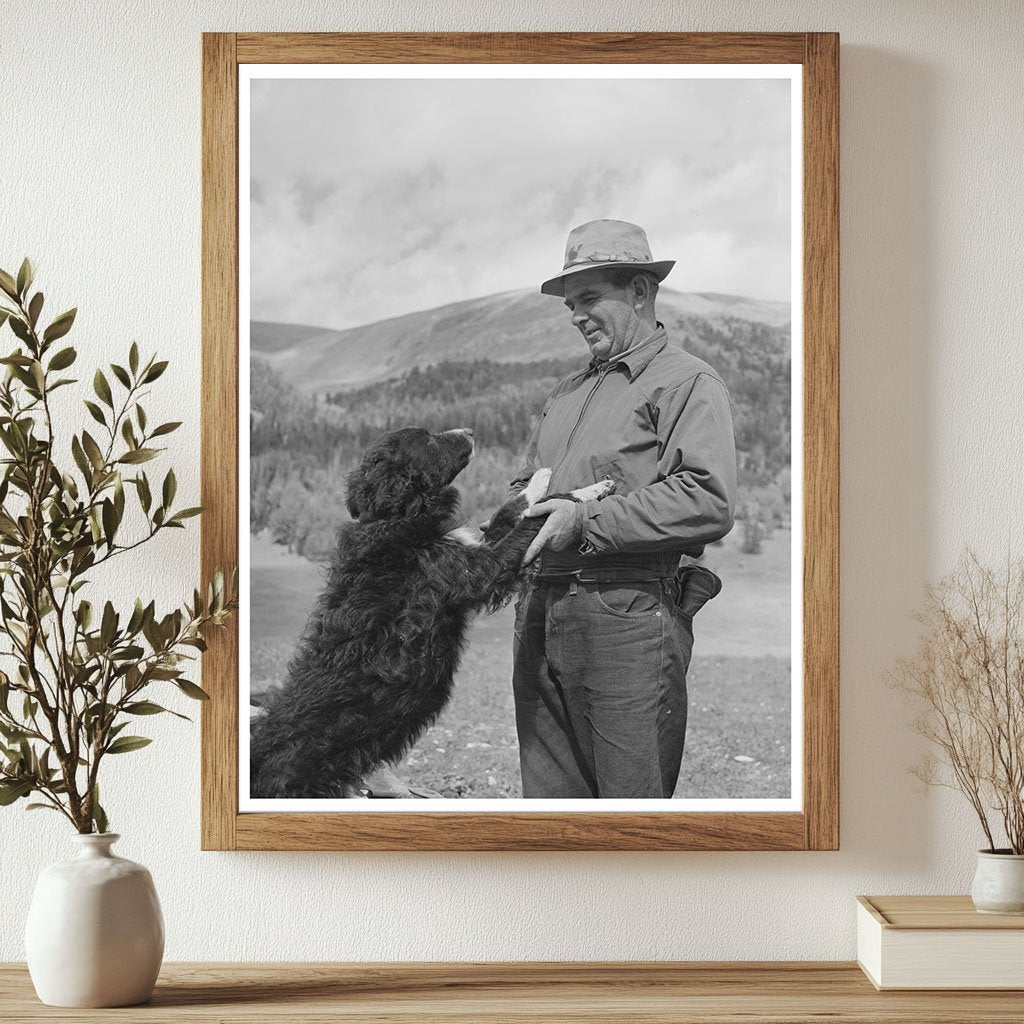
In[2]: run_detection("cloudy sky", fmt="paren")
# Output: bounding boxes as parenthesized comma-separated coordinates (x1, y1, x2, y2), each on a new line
(249, 74, 792, 330)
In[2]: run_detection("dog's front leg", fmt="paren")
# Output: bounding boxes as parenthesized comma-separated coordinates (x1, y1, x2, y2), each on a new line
(482, 468, 552, 544)
(451, 516, 545, 612)
(468, 476, 618, 610)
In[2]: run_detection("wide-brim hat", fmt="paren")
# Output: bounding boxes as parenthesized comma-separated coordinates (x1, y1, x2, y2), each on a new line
(540, 219, 675, 297)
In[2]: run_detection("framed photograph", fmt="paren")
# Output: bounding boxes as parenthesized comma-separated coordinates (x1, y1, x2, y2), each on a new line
(201, 32, 838, 851)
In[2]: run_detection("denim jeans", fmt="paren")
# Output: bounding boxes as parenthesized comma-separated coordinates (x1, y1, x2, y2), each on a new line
(512, 576, 696, 798)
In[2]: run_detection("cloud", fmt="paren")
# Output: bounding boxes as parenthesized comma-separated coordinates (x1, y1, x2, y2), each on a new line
(249, 75, 792, 328)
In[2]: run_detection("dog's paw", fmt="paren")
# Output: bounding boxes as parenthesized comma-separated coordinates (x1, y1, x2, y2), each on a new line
(522, 467, 553, 508)
(570, 478, 616, 502)
(445, 524, 483, 547)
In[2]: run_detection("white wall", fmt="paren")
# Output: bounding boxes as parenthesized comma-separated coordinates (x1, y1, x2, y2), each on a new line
(2, 0, 1022, 961)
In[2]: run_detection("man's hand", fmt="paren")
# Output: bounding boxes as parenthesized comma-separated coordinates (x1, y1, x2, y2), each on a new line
(523, 498, 583, 564)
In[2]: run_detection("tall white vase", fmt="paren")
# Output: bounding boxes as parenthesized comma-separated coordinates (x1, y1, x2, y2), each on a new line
(25, 833, 164, 1007)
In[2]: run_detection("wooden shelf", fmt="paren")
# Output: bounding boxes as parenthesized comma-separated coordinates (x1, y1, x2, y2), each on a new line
(3, 961, 1024, 1022)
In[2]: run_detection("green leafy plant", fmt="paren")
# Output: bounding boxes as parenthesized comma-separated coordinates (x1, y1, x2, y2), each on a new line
(0, 259, 235, 833)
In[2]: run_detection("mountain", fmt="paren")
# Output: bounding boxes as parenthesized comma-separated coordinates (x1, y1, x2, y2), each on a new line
(249, 320, 342, 355)
(251, 287, 790, 394)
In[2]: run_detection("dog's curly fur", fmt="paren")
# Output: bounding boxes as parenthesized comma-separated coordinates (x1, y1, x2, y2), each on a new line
(249, 427, 562, 799)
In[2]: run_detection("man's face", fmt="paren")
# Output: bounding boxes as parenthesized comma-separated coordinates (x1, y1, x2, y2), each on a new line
(562, 269, 642, 363)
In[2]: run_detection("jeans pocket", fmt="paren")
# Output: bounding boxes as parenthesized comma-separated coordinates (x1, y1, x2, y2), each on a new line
(591, 580, 663, 618)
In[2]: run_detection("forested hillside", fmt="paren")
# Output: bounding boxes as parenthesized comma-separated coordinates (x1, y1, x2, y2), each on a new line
(250, 303, 791, 562)
(253, 285, 790, 393)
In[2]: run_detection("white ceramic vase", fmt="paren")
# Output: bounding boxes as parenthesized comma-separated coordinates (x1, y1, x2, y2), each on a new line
(24, 833, 164, 1007)
(971, 849, 1024, 915)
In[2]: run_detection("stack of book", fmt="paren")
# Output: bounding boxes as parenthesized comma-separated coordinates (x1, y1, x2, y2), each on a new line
(857, 895, 1024, 990)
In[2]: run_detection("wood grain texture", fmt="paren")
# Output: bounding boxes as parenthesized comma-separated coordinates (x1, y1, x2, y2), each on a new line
(200, 32, 239, 852)
(862, 895, 1024, 930)
(200, 32, 841, 851)
(236, 32, 807, 64)
(234, 811, 806, 852)
(3, 962, 1023, 1023)
(801, 33, 841, 852)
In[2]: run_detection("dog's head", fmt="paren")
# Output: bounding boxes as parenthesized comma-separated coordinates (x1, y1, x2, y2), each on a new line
(345, 427, 474, 521)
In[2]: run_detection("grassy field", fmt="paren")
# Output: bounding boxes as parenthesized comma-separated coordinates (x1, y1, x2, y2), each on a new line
(248, 526, 793, 799)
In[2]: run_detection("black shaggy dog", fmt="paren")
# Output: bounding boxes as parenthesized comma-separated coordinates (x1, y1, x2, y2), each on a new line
(250, 426, 612, 799)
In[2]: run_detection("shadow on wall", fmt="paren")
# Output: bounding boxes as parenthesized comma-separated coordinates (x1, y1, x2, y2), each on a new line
(839, 47, 939, 869)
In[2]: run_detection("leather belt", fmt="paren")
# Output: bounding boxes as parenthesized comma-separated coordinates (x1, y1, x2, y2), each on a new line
(535, 566, 676, 584)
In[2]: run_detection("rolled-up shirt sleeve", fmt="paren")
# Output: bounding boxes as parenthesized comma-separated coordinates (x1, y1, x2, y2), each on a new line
(579, 373, 737, 553)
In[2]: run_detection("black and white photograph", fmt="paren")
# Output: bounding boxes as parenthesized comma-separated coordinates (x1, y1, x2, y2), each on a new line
(239, 65, 802, 811)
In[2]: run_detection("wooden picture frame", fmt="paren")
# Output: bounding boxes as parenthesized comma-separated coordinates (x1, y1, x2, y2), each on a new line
(201, 31, 838, 851)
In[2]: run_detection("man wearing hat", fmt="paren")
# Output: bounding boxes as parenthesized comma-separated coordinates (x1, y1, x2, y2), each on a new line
(509, 219, 737, 799)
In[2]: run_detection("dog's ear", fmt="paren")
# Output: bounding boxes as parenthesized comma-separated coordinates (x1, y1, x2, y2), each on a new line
(347, 453, 414, 520)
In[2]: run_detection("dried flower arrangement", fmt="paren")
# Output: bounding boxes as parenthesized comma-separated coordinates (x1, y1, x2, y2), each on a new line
(894, 551, 1024, 854)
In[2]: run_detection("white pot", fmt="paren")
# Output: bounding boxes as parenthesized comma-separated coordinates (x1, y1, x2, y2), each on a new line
(24, 833, 164, 1007)
(971, 849, 1024, 915)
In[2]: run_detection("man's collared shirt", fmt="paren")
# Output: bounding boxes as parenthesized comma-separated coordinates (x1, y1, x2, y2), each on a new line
(511, 324, 737, 572)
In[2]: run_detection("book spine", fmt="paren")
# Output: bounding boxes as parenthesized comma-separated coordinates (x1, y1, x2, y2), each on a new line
(855, 902, 883, 989)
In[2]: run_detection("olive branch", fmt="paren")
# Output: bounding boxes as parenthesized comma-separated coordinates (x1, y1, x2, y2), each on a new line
(0, 258, 236, 833)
